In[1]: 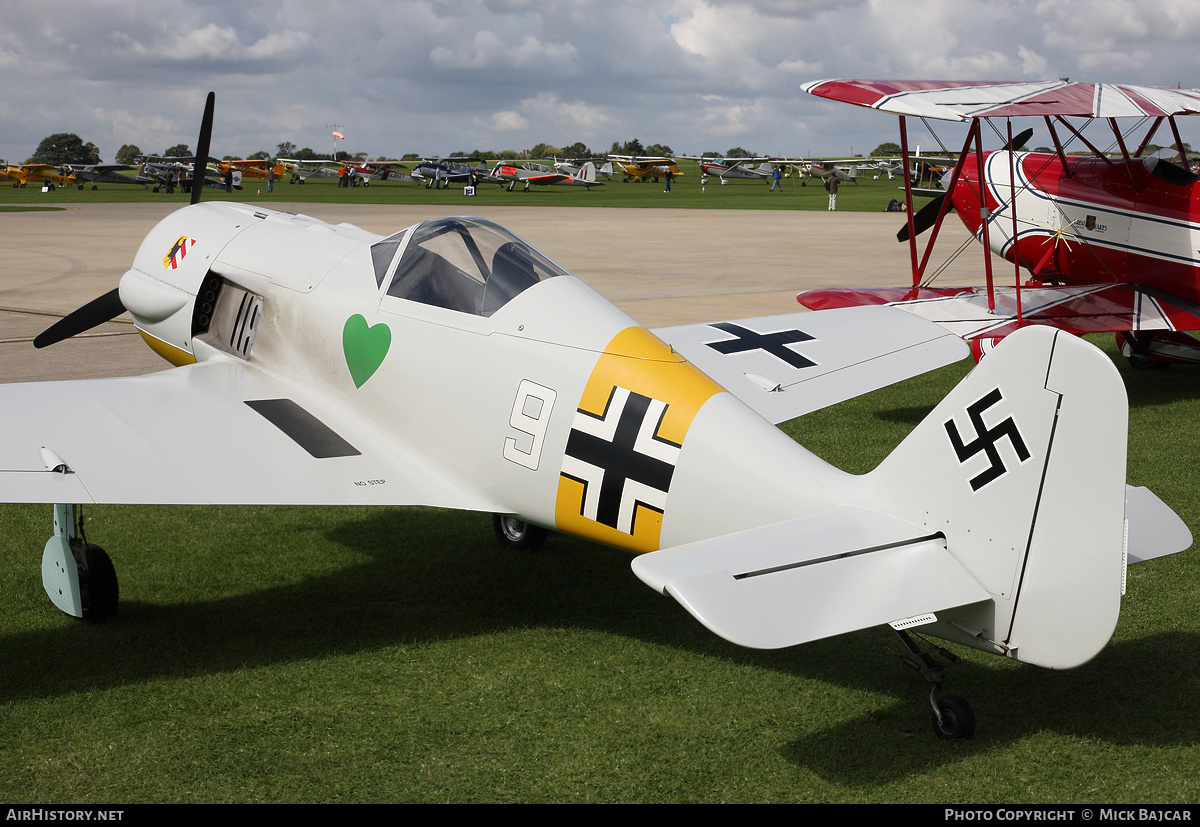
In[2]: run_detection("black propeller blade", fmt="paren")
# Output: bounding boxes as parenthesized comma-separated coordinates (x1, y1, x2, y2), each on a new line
(33, 288, 126, 349)
(191, 91, 215, 205)
(1005, 127, 1034, 152)
(897, 193, 949, 243)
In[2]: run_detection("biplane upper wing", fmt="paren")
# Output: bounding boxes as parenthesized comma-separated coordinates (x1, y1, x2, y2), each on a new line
(0, 360, 498, 511)
(800, 79, 1200, 121)
(653, 304, 968, 424)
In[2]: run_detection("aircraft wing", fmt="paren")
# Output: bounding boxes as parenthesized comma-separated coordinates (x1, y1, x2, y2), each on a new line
(633, 506, 989, 649)
(0, 361, 498, 510)
(801, 79, 1200, 121)
(798, 283, 1200, 341)
(652, 305, 968, 424)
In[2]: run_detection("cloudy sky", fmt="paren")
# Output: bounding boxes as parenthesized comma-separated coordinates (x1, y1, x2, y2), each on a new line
(3, 0, 1200, 163)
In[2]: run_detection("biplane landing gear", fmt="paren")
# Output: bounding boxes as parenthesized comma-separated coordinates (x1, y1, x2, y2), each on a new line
(492, 514, 547, 550)
(891, 628, 976, 740)
(41, 504, 119, 622)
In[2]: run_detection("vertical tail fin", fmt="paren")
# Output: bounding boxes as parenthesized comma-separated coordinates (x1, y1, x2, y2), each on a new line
(868, 326, 1132, 667)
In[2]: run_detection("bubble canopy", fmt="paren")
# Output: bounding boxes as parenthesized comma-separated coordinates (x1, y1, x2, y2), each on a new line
(371, 217, 569, 317)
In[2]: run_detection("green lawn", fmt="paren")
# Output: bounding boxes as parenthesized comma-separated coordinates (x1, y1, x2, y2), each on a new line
(1, 337, 1197, 803)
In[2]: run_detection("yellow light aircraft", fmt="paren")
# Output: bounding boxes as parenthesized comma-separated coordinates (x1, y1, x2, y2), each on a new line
(3, 164, 78, 188)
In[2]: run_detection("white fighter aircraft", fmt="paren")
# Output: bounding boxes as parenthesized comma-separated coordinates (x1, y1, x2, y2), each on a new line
(3, 94, 1191, 739)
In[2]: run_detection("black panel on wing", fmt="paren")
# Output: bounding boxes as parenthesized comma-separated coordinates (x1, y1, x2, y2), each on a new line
(244, 399, 361, 459)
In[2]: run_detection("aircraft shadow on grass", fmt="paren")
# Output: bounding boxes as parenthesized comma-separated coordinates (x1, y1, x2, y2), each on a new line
(1, 504, 1196, 775)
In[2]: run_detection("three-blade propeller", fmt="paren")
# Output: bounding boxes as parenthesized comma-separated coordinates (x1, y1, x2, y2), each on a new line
(34, 92, 215, 349)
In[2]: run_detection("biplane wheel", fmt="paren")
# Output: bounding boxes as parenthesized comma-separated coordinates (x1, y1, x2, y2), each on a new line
(81, 544, 119, 623)
(931, 695, 975, 740)
(1128, 354, 1170, 370)
(492, 515, 547, 550)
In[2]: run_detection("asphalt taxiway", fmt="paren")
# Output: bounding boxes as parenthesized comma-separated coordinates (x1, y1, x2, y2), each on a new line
(0, 203, 981, 382)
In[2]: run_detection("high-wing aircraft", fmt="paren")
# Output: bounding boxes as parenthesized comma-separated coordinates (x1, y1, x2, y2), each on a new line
(609, 155, 683, 182)
(698, 158, 774, 181)
(798, 79, 1200, 365)
(3, 163, 77, 189)
(6, 94, 1191, 740)
(66, 163, 143, 190)
(490, 161, 604, 191)
(212, 159, 286, 180)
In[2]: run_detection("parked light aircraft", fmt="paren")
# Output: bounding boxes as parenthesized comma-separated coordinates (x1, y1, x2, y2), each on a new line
(697, 158, 777, 182)
(554, 159, 614, 179)
(409, 159, 494, 189)
(490, 161, 604, 191)
(609, 155, 683, 182)
(6, 94, 1191, 740)
(212, 159, 286, 180)
(3, 163, 77, 189)
(799, 79, 1200, 365)
(66, 163, 143, 190)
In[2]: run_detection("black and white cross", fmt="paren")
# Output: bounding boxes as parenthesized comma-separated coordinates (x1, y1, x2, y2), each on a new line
(561, 387, 681, 534)
(704, 322, 817, 370)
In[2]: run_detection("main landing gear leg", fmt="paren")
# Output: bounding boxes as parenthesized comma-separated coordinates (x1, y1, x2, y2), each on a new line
(42, 504, 119, 622)
(891, 628, 976, 740)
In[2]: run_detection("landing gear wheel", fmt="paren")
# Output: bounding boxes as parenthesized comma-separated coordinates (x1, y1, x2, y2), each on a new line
(932, 694, 975, 740)
(80, 543, 119, 623)
(492, 515, 547, 550)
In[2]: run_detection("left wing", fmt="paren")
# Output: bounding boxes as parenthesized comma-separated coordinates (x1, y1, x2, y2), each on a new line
(653, 305, 968, 424)
(0, 361, 499, 510)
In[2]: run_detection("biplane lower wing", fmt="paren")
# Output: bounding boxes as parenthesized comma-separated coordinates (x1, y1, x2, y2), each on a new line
(799, 283, 1200, 342)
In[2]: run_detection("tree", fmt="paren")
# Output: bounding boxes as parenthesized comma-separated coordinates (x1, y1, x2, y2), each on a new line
(725, 147, 753, 158)
(645, 143, 673, 157)
(277, 141, 297, 158)
(164, 144, 190, 157)
(562, 142, 591, 159)
(32, 133, 100, 165)
(115, 144, 141, 164)
(871, 142, 901, 157)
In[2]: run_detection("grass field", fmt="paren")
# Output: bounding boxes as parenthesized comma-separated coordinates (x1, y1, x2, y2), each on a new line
(0, 159, 904, 212)
(1, 165, 1198, 803)
(0, 336, 1197, 804)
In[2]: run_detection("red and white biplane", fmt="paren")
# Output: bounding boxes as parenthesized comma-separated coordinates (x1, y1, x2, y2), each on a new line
(798, 79, 1200, 365)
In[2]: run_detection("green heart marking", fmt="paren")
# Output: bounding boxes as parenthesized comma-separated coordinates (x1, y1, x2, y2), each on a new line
(342, 314, 391, 388)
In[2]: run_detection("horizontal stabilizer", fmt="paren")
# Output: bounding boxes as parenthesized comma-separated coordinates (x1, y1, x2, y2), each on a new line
(632, 507, 989, 649)
(1126, 485, 1193, 564)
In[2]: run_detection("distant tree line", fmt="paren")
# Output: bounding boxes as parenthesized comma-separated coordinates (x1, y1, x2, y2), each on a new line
(27, 133, 719, 166)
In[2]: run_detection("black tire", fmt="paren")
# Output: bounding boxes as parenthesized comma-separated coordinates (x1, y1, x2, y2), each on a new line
(81, 544, 119, 623)
(492, 515, 548, 550)
(932, 695, 975, 740)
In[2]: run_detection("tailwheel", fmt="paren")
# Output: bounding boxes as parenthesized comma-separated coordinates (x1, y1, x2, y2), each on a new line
(931, 693, 976, 741)
(492, 515, 547, 550)
(890, 628, 976, 740)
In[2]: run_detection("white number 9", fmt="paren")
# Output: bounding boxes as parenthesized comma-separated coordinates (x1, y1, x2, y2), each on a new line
(504, 380, 557, 470)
